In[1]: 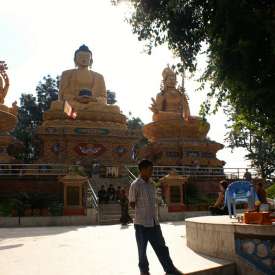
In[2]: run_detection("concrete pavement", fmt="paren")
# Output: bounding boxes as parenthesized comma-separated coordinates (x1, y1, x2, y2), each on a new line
(0, 222, 232, 275)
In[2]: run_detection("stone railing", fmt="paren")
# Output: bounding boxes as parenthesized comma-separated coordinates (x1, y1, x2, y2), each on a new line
(0, 164, 79, 176)
(126, 165, 259, 179)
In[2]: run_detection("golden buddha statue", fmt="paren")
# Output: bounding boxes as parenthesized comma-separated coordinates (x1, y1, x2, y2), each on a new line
(44, 45, 125, 128)
(59, 44, 107, 106)
(0, 61, 9, 104)
(150, 66, 190, 121)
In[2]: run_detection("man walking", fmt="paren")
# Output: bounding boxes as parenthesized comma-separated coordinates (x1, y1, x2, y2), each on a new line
(129, 159, 183, 275)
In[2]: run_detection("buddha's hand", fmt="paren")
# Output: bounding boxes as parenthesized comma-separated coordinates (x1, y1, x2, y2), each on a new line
(75, 96, 97, 104)
(0, 71, 8, 84)
(150, 98, 159, 113)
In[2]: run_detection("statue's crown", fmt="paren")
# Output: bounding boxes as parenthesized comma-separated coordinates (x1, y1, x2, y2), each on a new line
(162, 66, 175, 80)
(78, 45, 92, 53)
(74, 44, 92, 58)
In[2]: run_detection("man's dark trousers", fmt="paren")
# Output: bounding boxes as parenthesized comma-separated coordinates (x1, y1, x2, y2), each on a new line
(134, 224, 176, 274)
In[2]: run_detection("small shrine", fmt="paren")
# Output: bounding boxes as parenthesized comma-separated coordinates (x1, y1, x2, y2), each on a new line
(0, 61, 18, 163)
(159, 170, 188, 212)
(141, 66, 224, 168)
(59, 174, 87, 216)
(37, 45, 140, 175)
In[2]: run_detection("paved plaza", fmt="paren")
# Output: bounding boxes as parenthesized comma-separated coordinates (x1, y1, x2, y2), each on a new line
(0, 222, 230, 275)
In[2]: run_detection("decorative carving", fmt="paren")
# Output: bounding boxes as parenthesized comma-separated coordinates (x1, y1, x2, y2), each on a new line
(74, 143, 106, 156)
(46, 127, 58, 134)
(113, 146, 127, 156)
(235, 233, 275, 274)
(51, 143, 64, 154)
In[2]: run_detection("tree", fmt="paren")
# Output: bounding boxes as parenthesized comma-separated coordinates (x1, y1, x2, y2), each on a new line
(227, 110, 275, 179)
(36, 75, 59, 111)
(12, 75, 59, 162)
(114, 0, 275, 141)
(107, 90, 117, 104)
(12, 94, 41, 161)
(127, 112, 144, 129)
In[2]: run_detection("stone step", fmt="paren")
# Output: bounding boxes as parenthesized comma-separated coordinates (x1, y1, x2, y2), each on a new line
(171, 241, 236, 275)
(154, 224, 236, 275)
(185, 262, 235, 275)
(99, 211, 134, 225)
(99, 210, 135, 215)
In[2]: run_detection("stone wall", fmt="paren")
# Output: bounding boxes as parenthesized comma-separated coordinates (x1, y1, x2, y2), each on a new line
(0, 175, 63, 198)
(186, 216, 275, 275)
(0, 209, 97, 227)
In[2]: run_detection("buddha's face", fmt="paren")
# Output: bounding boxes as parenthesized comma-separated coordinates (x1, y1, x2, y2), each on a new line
(165, 74, 177, 88)
(75, 51, 92, 68)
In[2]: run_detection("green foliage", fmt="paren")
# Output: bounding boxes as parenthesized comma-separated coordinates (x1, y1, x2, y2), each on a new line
(0, 200, 15, 216)
(127, 112, 144, 129)
(36, 75, 59, 111)
(116, 0, 275, 142)
(48, 202, 63, 216)
(184, 182, 199, 204)
(185, 182, 215, 205)
(0, 192, 62, 216)
(266, 184, 275, 199)
(227, 109, 275, 179)
(12, 75, 59, 162)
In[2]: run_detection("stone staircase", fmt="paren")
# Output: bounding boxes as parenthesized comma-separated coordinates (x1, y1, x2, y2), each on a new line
(177, 249, 236, 275)
(98, 202, 135, 225)
(89, 175, 131, 193)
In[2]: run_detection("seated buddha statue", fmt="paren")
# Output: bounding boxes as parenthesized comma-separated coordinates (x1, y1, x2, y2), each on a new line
(50, 44, 120, 114)
(150, 66, 190, 122)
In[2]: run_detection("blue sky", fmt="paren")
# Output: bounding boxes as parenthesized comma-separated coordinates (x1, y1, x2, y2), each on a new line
(0, 0, 249, 168)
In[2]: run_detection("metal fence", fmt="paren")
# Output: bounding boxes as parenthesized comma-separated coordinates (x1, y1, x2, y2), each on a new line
(0, 164, 79, 176)
(126, 165, 259, 179)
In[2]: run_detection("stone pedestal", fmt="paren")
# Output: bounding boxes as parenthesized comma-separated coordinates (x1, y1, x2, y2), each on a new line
(186, 216, 275, 275)
(141, 67, 224, 168)
(59, 174, 87, 216)
(160, 171, 188, 212)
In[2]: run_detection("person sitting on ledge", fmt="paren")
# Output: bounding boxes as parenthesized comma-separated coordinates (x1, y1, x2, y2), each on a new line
(209, 180, 229, 215)
(255, 182, 267, 204)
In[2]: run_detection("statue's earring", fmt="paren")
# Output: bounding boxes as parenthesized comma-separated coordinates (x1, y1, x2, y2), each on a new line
(89, 58, 93, 68)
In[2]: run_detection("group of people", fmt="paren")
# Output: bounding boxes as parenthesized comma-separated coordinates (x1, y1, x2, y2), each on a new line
(97, 184, 124, 204)
(97, 184, 132, 225)
(209, 172, 267, 215)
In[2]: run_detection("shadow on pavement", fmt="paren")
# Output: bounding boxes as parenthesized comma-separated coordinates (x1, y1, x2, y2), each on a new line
(0, 244, 24, 250)
(0, 226, 90, 239)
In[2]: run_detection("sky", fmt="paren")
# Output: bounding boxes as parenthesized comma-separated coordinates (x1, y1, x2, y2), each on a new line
(0, 0, 250, 168)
